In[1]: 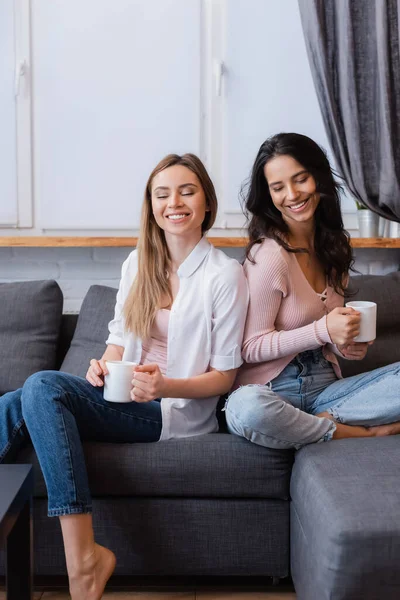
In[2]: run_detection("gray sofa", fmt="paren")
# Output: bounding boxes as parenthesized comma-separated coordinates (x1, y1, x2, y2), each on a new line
(1, 273, 400, 599)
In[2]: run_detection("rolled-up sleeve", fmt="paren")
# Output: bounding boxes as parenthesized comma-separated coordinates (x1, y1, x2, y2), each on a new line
(106, 253, 134, 347)
(209, 262, 249, 371)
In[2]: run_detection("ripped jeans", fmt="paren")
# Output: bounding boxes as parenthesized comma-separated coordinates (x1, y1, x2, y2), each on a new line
(225, 348, 400, 450)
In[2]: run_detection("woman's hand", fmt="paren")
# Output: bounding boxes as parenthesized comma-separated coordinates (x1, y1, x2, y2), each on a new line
(86, 358, 109, 387)
(326, 307, 361, 346)
(337, 341, 373, 360)
(131, 364, 167, 403)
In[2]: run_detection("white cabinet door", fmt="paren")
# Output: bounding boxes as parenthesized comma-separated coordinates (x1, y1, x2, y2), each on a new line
(33, 0, 202, 229)
(217, 0, 354, 216)
(0, 0, 18, 225)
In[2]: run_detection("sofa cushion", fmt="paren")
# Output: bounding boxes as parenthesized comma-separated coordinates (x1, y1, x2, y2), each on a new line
(61, 285, 117, 377)
(56, 314, 78, 369)
(16, 496, 289, 577)
(290, 437, 400, 600)
(341, 272, 400, 377)
(0, 280, 63, 394)
(16, 434, 294, 500)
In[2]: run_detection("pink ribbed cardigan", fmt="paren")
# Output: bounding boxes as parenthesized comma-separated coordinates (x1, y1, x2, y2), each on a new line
(234, 238, 345, 388)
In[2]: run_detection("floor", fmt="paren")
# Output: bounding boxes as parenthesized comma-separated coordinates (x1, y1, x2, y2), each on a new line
(0, 589, 297, 599)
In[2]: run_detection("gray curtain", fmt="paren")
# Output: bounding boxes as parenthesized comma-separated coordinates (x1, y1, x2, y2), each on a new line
(298, 0, 400, 221)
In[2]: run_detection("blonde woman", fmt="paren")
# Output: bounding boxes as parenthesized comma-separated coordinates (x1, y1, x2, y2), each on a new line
(0, 154, 248, 600)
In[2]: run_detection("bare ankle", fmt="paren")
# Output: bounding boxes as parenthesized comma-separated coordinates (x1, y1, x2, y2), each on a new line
(369, 421, 400, 437)
(68, 544, 116, 600)
(333, 423, 374, 440)
(67, 545, 96, 578)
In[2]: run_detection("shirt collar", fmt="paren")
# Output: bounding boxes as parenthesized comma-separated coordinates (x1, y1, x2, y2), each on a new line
(177, 236, 211, 278)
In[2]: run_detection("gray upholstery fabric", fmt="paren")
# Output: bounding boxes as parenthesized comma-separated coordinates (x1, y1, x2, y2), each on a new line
(1, 282, 292, 580)
(340, 273, 400, 377)
(298, 0, 400, 220)
(0, 496, 290, 577)
(61, 284, 117, 377)
(55, 313, 78, 369)
(291, 437, 400, 600)
(0, 280, 63, 394)
(16, 434, 294, 500)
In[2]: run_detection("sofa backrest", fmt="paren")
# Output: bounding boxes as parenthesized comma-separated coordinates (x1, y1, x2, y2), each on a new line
(340, 272, 400, 377)
(57, 273, 400, 380)
(60, 285, 117, 378)
(0, 280, 63, 394)
(56, 313, 78, 369)
(2, 273, 398, 391)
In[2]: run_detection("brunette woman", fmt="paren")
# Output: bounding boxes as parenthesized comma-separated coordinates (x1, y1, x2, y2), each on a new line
(225, 133, 400, 450)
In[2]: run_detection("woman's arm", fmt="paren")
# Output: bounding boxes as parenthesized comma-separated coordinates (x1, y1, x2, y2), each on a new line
(324, 276, 362, 357)
(87, 255, 136, 386)
(101, 344, 124, 362)
(131, 364, 237, 402)
(166, 367, 237, 397)
(131, 260, 248, 402)
(333, 341, 372, 361)
(242, 249, 331, 363)
(86, 344, 124, 387)
(106, 252, 137, 347)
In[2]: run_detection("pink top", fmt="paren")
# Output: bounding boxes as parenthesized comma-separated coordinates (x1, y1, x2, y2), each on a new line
(140, 309, 170, 375)
(234, 238, 345, 389)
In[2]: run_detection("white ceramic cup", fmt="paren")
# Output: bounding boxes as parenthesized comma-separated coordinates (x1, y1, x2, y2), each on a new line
(345, 301, 377, 343)
(103, 361, 136, 402)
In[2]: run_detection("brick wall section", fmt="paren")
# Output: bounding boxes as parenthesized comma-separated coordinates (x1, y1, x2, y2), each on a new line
(0, 247, 132, 313)
(0, 247, 398, 313)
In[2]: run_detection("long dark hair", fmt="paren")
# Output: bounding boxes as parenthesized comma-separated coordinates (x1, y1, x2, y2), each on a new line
(242, 133, 354, 295)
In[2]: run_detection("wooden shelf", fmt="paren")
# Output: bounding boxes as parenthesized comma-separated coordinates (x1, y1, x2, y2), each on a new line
(0, 236, 246, 247)
(1, 236, 400, 248)
(350, 238, 400, 248)
(0, 236, 138, 247)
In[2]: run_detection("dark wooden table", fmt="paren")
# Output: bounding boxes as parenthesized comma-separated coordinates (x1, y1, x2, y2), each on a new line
(0, 465, 33, 600)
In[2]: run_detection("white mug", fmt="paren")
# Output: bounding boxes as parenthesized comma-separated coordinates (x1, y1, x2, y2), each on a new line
(103, 361, 136, 402)
(345, 301, 377, 343)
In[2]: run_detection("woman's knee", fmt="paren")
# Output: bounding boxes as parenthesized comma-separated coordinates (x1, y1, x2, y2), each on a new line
(0, 387, 24, 425)
(21, 370, 64, 413)
(225, 384, 284, 431)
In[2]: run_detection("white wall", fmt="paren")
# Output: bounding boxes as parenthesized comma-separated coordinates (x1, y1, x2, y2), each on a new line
(220, 0, 356, 218)
(32, 0, 201, 231)
(0, 0, 18, 225)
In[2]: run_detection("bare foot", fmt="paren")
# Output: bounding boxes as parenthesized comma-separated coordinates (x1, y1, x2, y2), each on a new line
(316, 412, 374, 439)
(332, 423, 374, 440)
(317, 412, 400, 439)
(369, 421, 400, 437)
(68, 543, 116, 600)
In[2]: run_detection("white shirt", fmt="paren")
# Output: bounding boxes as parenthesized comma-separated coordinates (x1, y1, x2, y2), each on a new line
(106, 236, 249, 440)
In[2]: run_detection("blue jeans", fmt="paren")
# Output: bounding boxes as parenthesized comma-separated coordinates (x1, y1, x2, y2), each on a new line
(0, 371, 162, 516)
(225, 349, 400, 450)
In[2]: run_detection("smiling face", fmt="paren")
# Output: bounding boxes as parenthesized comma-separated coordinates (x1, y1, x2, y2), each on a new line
(151, 164, 208, 243)
(264, 155, 320, 229)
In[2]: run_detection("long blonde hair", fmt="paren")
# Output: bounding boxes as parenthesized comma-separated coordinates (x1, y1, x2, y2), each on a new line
(123, 153, 218, 339)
